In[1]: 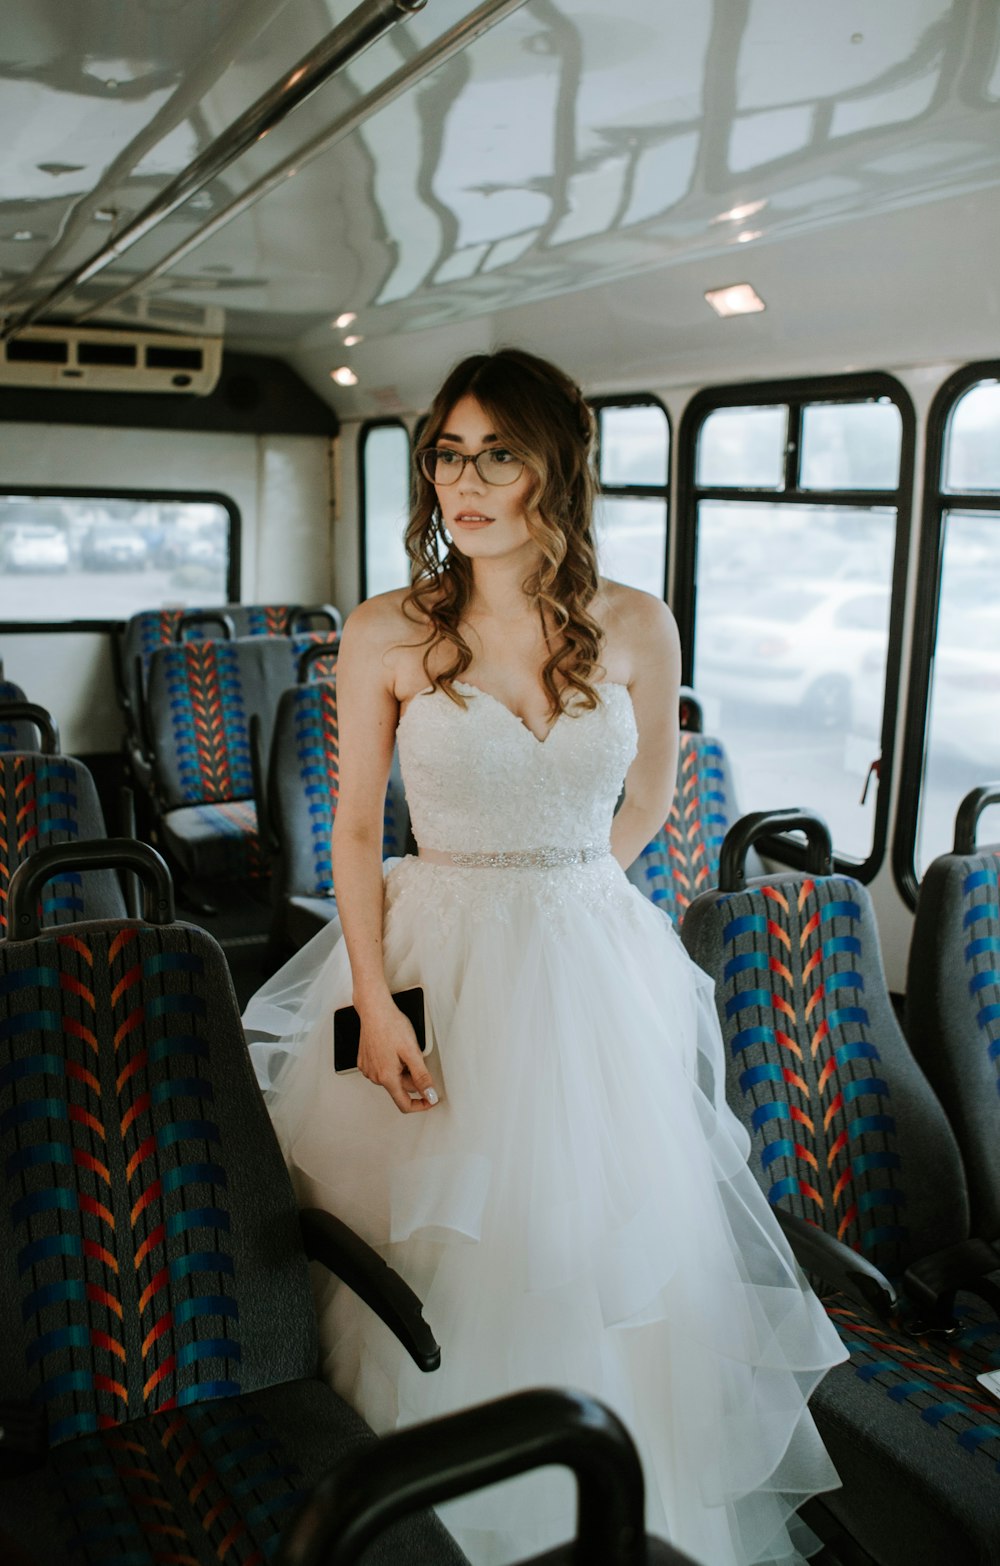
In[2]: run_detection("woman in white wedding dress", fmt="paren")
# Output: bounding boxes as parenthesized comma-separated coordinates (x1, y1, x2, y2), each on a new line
(243, 348, 847, 1566)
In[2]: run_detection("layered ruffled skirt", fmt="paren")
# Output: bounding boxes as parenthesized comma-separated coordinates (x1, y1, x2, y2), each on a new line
(243, 855, 846, 1566)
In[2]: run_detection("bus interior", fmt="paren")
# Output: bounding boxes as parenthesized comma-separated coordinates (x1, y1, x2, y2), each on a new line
(1, 0, 1000, 1561)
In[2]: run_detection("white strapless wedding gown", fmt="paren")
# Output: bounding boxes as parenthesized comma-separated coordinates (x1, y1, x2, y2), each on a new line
(243, 681, 847, 1566)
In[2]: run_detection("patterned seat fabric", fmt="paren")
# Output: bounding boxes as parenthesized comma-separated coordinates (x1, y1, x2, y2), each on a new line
(682, 870, 1000, 1564)
(118, 605, 340, 734)
(627, 731, 760, 925)
(906, 840, 1000, 1239)
(0, 754, 125, 935)
(0, 916, 462, 1565)
(267, 680, 409, 950)
(145, 639, 297, 882)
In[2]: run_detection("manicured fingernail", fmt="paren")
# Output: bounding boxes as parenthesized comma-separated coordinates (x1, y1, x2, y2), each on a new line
(424, 1088, 439, 1105)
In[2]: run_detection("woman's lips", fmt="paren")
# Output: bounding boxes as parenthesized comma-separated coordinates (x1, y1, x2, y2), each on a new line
(451, 512, 493, 528)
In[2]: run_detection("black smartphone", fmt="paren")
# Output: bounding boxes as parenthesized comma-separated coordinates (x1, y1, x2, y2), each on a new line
(333, 987, 427, 1073)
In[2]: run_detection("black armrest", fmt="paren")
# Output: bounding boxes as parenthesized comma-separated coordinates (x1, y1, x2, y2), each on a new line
(904, 1237, 1000, 1328)
(299, 1207, 440, 1373)
(774, 1207, 897, 1318)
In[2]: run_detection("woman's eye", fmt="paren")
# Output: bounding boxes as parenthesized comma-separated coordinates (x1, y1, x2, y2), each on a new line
(436, 450, 460, 465)
(490, 450, 513, 464)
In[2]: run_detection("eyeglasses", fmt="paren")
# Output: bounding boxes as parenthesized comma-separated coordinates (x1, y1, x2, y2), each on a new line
(419, 447, 525, 486)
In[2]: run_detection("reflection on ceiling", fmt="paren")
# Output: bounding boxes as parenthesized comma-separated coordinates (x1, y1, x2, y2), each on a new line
(1, 0, 999, 405)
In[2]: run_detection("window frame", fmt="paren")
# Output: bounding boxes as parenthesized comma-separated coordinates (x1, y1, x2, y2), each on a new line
(0, 484, 241, 634)
(358, 417, 412, 602)
(590, 393, 671, 599)
(676, 371, 916, 882)
(893, 359, 1000, 905)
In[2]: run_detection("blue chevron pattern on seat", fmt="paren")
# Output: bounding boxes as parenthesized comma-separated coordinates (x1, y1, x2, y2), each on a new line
(906, 837, 1000, 1238)
(682, 857, 1000, 1562)
(0, 756, 125, 934)
(0, 909, 461, 1565)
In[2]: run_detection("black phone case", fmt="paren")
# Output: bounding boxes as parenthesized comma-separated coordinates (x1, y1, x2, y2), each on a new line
(333, 987, 426, 1073)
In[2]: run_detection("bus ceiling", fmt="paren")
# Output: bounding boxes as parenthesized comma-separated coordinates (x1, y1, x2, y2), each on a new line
(0, 1, 998, 411)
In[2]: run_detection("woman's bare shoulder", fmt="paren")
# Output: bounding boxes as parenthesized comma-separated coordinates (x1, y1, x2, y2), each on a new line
(339, 589, 435, 699)
(596, 578, 678, 647)
(342, 589, 425, 650)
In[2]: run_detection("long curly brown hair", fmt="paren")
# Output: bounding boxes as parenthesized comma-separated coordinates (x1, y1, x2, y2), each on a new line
(403, 348, 604, 717)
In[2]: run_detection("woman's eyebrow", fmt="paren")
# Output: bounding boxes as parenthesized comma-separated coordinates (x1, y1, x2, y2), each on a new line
(437, 431, 499, 444)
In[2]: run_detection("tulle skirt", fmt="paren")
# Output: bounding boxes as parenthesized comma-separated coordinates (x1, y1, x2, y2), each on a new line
(243, 854, 847, 1566)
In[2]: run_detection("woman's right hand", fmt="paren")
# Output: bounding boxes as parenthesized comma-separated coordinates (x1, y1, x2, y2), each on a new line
(356, 996, 439, 1113)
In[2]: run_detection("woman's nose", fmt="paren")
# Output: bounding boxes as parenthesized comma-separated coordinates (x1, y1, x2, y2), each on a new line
(458, 459, 486, 491)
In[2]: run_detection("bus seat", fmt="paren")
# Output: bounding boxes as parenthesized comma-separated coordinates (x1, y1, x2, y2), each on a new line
(0, 751, 125, 935)
(681, 809, 1000, 1566)
(626, 692, 761, 925)
(905, 783, 1000, 1240)
(281, 1387, 693, 1566)
(116, 602, 342, 746)
(144, 637, 297, 883)
(0, 700, 61, 755)
(0, 840, 463, 1566)
(266, 673, 409, 952)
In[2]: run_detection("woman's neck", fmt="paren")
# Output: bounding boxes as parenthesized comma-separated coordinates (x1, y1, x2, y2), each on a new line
(465, 551, 543, 623)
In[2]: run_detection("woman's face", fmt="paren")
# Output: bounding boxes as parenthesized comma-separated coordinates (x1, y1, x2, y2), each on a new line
(432, 395, 539, 564)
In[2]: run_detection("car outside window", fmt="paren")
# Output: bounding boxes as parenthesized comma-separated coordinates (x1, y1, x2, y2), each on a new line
(681, 378, 913, 875)
(0, 492, 236, 624)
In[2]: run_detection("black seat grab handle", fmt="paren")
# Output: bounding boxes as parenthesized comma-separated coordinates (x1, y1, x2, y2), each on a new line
(720, 809, 833, 892)
(297, 641, 339, 684)
(176, 610, 236, 642)
(287, 602, 343, 635)
(276, 1389, 650, 1566)
(8, 839, 175, 939)
(954, 783, 1000, 855)
(0, 703, 60, 754)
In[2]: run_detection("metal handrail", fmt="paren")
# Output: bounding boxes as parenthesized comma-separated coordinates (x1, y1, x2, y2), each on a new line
(65, 0, 532, 329)
(0, 0, 298, 317)
(0, 0, 426, 342)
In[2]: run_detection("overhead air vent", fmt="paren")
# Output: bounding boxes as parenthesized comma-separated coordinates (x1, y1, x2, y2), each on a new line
(0, 325, 223, 394)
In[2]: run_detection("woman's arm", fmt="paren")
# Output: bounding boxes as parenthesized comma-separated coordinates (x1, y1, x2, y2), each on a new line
(332, 598, 438, 1113)
(608, 591, 681, 870)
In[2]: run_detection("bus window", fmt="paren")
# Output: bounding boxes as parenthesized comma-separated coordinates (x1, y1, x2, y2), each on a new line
(360, 421, 411, 599)
(681, 376, 913, 875)
(0, 492, 235, 623)
(592, 397, 669, 596)
(910, 372, 1000, 879)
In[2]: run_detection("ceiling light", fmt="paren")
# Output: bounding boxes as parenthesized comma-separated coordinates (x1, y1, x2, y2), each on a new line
(12, 230, 35, 242)
(735, 229, 762, 243)
(704, 283, 766, 318)
(711, 199, 767, 225)
(331, 366, 358, 386)
(332, 312, 356, 329)
(343, 334, 363, 346)
(94, 207, 118, 223)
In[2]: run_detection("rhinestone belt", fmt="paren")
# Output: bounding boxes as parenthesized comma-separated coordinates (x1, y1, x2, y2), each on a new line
(418, 844, 609, 870)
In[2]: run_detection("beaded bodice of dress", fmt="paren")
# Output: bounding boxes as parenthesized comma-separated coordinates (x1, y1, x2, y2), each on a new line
(396, 680, 637, 855)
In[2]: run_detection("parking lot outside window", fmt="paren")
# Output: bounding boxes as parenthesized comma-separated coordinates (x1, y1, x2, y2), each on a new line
(898, 369, 1000, 894)
(0, 491, 236, 626)
(360, 421, 411, 600)
(591, 397, 669, 599)
(678, 376, 913, 878)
